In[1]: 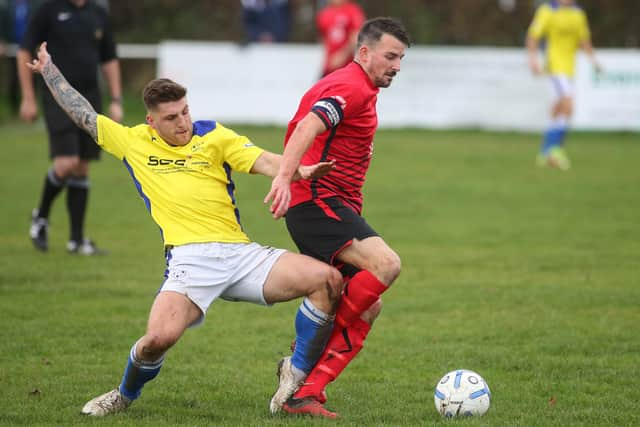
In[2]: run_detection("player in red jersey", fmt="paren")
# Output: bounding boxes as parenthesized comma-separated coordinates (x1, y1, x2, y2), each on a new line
(316, 0, 366, 77)
(265, 17, 410, 418)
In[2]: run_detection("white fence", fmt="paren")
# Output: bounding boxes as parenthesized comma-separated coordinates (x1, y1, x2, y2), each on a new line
(157, 42, 640, 131)
(9, 42, 639, 130)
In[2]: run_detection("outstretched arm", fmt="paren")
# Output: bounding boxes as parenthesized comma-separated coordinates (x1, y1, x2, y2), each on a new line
(252, 151, 335, 180)
(26, 42, 98, 141)
(264, 112, 327, 219)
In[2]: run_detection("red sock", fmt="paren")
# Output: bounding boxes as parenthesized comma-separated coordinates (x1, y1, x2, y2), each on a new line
(335, 270, 387, 328)
(294, 317, 371, 402)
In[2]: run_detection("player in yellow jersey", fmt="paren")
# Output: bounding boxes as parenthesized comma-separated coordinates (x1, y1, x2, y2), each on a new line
(25, 42, 344, 417)
(526, 0, 601, 170)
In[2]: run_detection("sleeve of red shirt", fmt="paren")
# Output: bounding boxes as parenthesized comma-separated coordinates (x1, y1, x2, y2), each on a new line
(310, 80, 366, 128)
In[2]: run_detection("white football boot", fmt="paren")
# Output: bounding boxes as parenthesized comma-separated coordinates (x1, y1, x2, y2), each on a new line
(270, 356, 305, 414)
(81, 388, 131, 416)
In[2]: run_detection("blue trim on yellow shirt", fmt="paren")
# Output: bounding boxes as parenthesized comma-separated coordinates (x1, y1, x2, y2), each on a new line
(123, 157, 164, 241)
(123, 158, 151, 212)
(223, 162, 243, 230)
(193, 120, 217, 136)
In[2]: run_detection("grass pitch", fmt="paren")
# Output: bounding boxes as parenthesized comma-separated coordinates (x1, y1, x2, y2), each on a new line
(0, 116, 638, 426)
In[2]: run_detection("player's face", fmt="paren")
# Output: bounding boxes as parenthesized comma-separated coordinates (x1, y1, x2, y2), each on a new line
(362, 34, 406, 88)
(146, 97, 193, 146)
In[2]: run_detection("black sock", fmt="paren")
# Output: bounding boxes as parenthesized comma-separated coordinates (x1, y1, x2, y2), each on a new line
(37, 168, 66, 218)
(66, 176, 89, 243)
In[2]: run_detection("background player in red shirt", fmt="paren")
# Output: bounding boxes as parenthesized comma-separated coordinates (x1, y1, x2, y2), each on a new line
(316, 0, 365, 77)
(265, 17, 410, 418)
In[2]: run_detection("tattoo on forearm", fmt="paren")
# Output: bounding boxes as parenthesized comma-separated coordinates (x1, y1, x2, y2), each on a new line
(42, 62, 98, 141)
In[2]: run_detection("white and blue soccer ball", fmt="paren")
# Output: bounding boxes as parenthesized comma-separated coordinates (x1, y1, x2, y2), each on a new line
(434, 369, 491, 418)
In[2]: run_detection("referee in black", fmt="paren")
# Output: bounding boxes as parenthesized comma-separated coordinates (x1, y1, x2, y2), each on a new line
(17, 0, 121, 255)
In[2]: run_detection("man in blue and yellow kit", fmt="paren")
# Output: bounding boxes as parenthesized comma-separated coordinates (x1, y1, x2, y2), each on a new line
(526, 0, 601, 170)
(25, 42, 345, 416)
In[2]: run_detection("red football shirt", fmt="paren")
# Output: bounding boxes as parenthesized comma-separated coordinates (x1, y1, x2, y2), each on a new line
(316, 2, 366, 76)
(286, 62, 379, 215)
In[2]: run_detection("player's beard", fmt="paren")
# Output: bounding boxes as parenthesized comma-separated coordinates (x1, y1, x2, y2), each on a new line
(377, 72, 397, 88)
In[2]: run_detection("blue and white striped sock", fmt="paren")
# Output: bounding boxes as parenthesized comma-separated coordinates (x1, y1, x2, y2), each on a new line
(118, 340, 165, 401)
(541, 116, 569, 154)
(290, 298, 334, 374)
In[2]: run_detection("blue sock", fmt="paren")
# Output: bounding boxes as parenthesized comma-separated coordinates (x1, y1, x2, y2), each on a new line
(118, 341, 165, 401)
(290, 298, 334, 374)
(541, 117, 568, 154)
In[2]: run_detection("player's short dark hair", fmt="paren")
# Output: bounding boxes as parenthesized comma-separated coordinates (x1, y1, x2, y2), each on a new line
(357, 17, 411, 48)
(143, 78, 187, 110)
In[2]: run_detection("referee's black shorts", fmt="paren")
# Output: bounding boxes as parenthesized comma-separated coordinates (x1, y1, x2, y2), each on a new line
(42, 88, 102, 160)
(285, 197, 379, 271)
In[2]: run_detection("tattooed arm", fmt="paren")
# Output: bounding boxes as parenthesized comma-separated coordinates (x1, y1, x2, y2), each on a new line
(26, 42, 99, 141)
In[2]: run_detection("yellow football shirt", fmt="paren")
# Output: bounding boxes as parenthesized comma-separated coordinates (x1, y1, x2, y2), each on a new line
(96, 115, 264, 246)
(527, 2, 591, 77)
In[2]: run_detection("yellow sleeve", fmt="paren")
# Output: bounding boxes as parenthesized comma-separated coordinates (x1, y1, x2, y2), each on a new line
(577, 10, 591, 42)
(96, 115, 133, 160)
(527, 5, 550, 40)
(216, 124, 264, 173)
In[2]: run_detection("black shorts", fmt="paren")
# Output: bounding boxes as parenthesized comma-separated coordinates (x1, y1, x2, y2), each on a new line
(43, 87, 102, 160)
(285, 197, 379, 272)
(46, 126, 101, 160)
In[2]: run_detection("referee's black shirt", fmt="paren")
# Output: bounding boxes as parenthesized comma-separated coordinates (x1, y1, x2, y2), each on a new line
(20, 0, 117, 92)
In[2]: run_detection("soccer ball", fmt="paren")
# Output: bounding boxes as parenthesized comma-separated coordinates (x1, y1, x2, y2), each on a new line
(433, 369, 491, 418)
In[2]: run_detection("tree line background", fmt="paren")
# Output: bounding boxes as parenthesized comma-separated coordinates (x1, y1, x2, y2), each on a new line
(1, 0, 638, 110)
(110, 0, 639, 47)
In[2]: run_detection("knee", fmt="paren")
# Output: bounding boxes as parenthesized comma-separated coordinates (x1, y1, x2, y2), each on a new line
(140, 332, 178, 359)
(310, 264, 343, 306)
(74, 161, 90, 176)
(361, 298, 383, 325)
(53, 163, 72, 179)
(303, 264, 343, 315)
(374, 251, 401, 285)
(325, 266, 344, 303)
(559, 97, 573, 116)
(54, 158, 80, 178)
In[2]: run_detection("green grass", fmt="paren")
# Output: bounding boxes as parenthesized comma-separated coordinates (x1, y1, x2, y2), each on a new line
(0, 117, 638, 426)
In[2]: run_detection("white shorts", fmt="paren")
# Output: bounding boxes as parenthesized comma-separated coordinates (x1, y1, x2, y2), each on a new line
(549, 74, 574, 100)
(161, 242, 286, 324)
